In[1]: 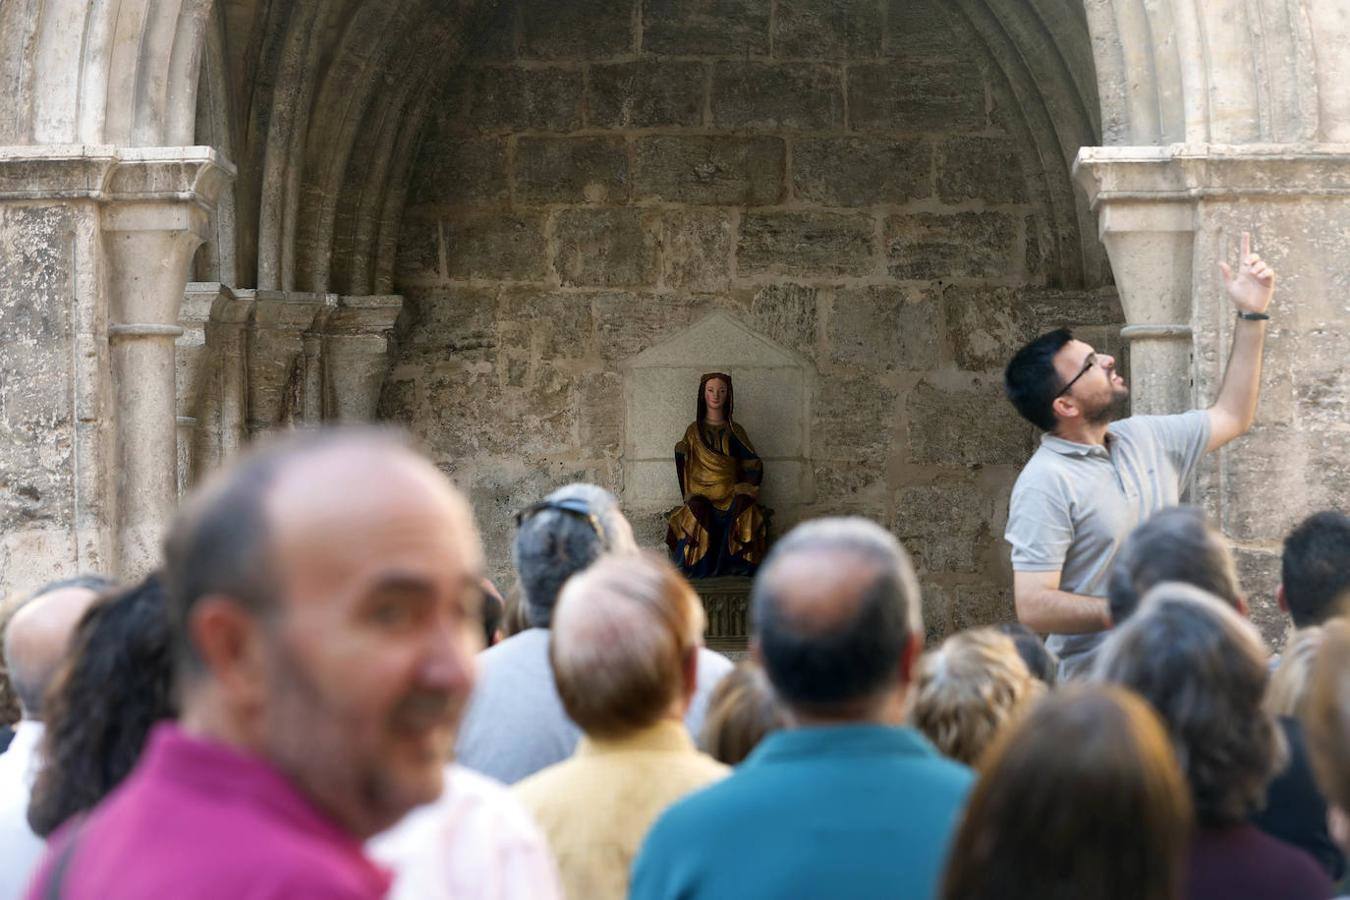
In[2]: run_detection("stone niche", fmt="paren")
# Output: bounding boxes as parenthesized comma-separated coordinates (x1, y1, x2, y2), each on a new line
(622, 311, 814, 535)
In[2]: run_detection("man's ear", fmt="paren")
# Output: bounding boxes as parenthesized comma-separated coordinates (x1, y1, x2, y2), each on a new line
(188, 596, 268, 704)
(1277, 583, 1289, 614)
(681, 646, 699, 702)
(899, 632, 923, 684)
(1051, 394, 1079, 423)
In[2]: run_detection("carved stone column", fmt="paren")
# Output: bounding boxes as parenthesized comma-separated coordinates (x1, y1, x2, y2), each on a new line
(102, 149, 233, 576)
(248, 292, 329, 436)
(177, 283, 217, 495)
(323, 296, 403, 422)
(1075, 147, 1197, 415)
(181, 283, 255, 487)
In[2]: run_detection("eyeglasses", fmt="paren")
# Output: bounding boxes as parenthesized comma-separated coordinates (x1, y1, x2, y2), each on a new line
(515, 498, 607, 548)
(1054, 353, 1097, 398)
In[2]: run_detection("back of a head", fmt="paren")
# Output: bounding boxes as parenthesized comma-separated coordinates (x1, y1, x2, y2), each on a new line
(27, 574, 175, 836)
(1283, 511, 1350, 629)
(550, 552, 703, 739)
(912, 629, 1042, 766)
(513, 483, 636, 629)
(992, 622, 1059, 685)
(1004, 328, 1074, 432)
(942, 685, 1192, 900)
(699, 662, 788, 766)
(1266, 626, 1325, 719)
(1107, 507, 1242, 626)
(1305, 619, 1350, 818)
(3, 575, 112, 720)
(751, 517, 920, 719)
(1095, 582, 1279, 826)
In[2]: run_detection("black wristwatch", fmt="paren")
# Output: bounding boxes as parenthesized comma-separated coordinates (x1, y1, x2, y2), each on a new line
(1236, 310, 1270, 321)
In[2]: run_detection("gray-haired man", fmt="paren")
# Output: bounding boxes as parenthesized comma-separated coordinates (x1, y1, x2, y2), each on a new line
(455, 484, 733, 784)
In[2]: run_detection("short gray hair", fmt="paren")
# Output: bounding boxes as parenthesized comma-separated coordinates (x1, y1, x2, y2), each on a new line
(1107, 506, 1242, 625)
(550, 552, 703, 737)
(512, 483, 635, 628)
(1094, 582, 1282, 826)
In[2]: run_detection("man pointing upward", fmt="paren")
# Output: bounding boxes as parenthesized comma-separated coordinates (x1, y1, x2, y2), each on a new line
(1002, 232, 1276, 677)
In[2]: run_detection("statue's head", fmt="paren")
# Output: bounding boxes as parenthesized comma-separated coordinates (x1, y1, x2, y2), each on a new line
(697, 372, 734, 423)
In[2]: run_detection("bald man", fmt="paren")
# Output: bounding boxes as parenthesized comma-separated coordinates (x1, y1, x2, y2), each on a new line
(0, 576, 109, 899)
(27, 429, 487, 900)
(632, 518, 974, 900)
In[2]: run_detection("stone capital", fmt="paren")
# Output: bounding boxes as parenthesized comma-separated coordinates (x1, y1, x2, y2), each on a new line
(1075, 143, 1350, 208)
(0, 145, 234, 210)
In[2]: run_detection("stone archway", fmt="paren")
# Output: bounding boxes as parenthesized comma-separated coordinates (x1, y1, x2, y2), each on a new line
(2, 0, 1347, 637)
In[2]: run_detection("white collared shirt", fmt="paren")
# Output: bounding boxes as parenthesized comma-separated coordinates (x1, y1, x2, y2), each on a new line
(0, 720, 47, 900)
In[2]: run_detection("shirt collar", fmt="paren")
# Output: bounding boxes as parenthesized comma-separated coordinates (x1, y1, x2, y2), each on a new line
(143, 723, 391, 894)
(576, 718, 696, 757)
(1040, 430, 1113, 459)
(744, 723, 942, 766)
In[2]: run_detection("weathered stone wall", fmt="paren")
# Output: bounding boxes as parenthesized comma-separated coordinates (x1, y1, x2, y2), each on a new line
(386, 0, 1121, 639)
(0, 194, 114, 594)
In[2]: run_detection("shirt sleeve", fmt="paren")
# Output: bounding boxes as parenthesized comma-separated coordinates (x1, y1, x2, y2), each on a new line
(1129, 409, 1212, 486)
(1005, 482, 1073, 572)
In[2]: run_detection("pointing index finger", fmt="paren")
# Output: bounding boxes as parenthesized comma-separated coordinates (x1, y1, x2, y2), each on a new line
(1241, 231, 1252, 259)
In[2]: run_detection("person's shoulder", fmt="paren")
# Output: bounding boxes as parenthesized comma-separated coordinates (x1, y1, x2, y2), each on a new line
(1245, 826, 1334, 894)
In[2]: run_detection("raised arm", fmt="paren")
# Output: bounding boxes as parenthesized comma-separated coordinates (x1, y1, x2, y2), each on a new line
(1207, 232, 1276, 452)
(1013, 570, 1112, 634)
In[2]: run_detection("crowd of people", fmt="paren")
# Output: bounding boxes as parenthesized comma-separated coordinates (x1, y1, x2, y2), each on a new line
(0, 234, 1346, 899)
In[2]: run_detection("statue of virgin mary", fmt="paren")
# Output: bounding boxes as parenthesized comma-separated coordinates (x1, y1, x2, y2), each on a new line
(665, 372, 768, 578)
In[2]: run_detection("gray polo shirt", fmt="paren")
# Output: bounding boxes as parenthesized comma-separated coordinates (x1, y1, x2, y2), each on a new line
(455, 628, 734, 784)
(1004, 410, 1211, 677)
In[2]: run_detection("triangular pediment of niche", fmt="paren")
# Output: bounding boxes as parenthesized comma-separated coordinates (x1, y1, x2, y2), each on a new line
(626, 310, 804, 370)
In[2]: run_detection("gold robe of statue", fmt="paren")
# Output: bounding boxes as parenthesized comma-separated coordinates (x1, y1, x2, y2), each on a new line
(665, 420, 768, 578)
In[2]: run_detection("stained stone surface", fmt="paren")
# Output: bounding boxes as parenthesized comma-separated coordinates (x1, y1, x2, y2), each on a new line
(386, 0, 1112, 631)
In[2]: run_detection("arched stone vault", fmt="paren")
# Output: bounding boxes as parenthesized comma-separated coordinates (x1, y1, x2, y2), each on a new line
(1, 0, 1346, 643)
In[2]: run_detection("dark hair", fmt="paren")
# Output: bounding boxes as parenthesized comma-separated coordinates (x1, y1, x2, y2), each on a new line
(1282, 511, 1350, 629)
(700, 662, 788, 765)
(942, 685, 1192, 900)
(1096, 583, 1281, 826)
(1108, 507, 1242, 625)
(26, 575, 118, 601)
(1004, 328, 1074, 431)
(993, 622, 1059, 685)
(27, 574, 177, 836)
(696, 372, 734, 424)
(752, 518, 920, 716)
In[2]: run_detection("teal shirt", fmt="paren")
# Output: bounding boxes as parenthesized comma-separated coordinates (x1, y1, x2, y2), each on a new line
(630, 724, 973, 900)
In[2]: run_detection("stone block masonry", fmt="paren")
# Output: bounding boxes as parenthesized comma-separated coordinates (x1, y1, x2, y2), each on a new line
(387, 0, 1125, 639)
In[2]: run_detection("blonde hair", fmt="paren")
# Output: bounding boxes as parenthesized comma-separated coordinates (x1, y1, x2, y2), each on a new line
(700, 662, 788, 765)
(912, 629, 1043, 765)
(1266, 626, 1324, 718)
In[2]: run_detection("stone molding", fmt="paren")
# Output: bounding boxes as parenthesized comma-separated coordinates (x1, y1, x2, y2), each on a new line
(1075, 144, 1350, 204)
(0, 145, 234, 207)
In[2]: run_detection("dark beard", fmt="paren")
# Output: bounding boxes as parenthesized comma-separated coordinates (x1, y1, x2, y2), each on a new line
(1086, 393, 1130, 426)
